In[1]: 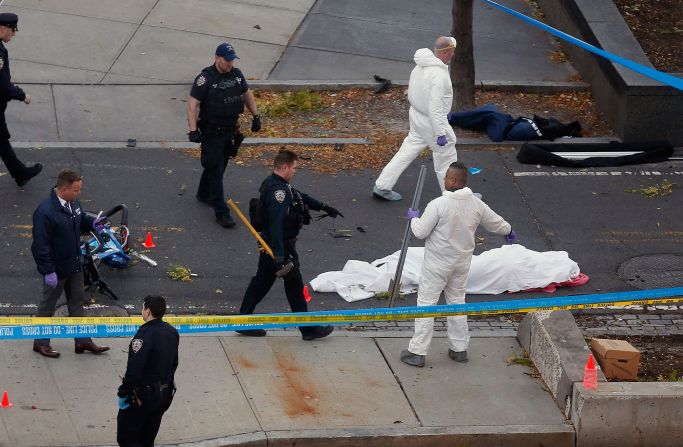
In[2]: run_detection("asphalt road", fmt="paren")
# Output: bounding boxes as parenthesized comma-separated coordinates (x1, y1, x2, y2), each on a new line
(2, 146, 681, 315)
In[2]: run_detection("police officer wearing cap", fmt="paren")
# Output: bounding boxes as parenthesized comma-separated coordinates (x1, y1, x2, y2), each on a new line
(117, 295, 179, 447)
(237, 150, 342, 340)
(0, 12, 42, 187)
(187, 43, 261, 229)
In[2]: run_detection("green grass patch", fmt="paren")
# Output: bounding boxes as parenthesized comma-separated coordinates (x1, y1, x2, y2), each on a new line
(259, 90, 323, 117)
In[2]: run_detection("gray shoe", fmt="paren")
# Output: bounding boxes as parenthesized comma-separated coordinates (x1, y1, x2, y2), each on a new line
(400, 349, 425, 367)
(373, 185, 402, 201)
(448, 349, 468, 363)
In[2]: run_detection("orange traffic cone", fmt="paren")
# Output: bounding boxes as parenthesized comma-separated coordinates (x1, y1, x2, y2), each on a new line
(1, 390, 12, 408)
(583, 354, 598, 390)
(303, 285, 311, 302)
(142, 232, 156, 248)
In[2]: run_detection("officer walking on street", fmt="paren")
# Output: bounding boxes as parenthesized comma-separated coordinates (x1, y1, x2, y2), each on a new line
(0, 12, 42, 187)
(117, 295, 179, 447)
(237, 150, 342, 340)
(187, 42, 261, 228)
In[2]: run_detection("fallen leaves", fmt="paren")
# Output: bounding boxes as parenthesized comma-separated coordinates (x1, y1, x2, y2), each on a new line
(625, 179, 674, 198)
(181, 88, 611, 174)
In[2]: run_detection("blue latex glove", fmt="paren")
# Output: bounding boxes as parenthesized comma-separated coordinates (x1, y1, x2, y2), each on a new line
(436, 135, 447, 146)
(504, 230, 517, 244)
(468, 167, 482, 175)
(44, 272, 58, 288)
(117, 396, 130, 410)
(92, 216, 107, 231)
(406, 208, 420, 220)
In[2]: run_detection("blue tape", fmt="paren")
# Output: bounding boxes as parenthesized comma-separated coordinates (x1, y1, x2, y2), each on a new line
(480, 0, 683, 91)
(1, 286, 681, 340)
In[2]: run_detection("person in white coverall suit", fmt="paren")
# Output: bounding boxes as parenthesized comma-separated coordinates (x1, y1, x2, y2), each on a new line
(373, 36, 458, 201)
(400, 162, 517, 367)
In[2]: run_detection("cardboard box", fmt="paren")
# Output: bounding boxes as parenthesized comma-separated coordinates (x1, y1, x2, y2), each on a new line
(591, 338, 640, 380)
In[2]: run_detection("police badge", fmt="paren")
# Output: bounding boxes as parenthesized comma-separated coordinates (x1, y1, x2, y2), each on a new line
(0, 58, 4, 70)
(196, 75, 206, 87)
(131, 339, 143, 353)
(274, 190, 286, 203)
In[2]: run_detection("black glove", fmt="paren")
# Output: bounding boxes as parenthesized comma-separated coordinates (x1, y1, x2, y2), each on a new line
(251, 114, 262, 132)
(188, 129, 202, 143)
(323, 205, 344, 218)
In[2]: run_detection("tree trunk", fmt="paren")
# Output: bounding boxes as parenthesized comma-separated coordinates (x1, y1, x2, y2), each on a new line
(452, 0, 475, 111)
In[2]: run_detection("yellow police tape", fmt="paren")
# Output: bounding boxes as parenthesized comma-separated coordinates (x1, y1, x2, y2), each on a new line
(1, 296, 681, 327)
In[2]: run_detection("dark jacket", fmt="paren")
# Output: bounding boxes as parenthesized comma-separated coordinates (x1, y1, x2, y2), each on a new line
(260, 173, 325, 264)
(118, 319, 179, 398)
(0, 41, 25, 138)
(31, 189, 94, 278)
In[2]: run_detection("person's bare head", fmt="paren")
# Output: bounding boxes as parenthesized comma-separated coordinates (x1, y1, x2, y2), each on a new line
(434, 36, 456, 64)
(273, 149, 298, 182)
(55, 169, 83, 202)
(444, 161, 467, 192)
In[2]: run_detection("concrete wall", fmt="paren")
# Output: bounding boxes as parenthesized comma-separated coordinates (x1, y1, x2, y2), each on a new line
(517, 311, 606, 414)
(536, 0, 683, 144)
(572, 382, 683, 447)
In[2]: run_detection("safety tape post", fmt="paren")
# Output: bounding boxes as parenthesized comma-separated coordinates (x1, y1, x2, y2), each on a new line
(0, 287, 681, 340)
(479, 0, 683, 91)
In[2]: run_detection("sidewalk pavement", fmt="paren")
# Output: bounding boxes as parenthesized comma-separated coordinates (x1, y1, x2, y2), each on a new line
(2, 0, 579, 143)
(0, 331, 574, 447)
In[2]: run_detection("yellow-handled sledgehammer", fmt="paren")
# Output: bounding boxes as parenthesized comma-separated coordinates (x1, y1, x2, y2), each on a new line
(226, 199, 294, 277)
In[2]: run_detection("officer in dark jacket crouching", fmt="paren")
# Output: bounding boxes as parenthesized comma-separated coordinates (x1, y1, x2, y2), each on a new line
(117, 295, 179, 447)
(31, 169, 109, 358)
(187, 42, 261, 228)
(237, 150, 343, 340)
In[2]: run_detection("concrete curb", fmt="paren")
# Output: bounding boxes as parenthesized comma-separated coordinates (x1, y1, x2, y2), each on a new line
(10, 137, 617, 150)
(18, 80, 591, 93)
(126, 424, 575, 447)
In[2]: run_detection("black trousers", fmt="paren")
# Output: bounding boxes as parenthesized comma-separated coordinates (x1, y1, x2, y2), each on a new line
(117, 389, 174, 447)
(196, 126, 235, 217)
(240, 242, 320, 335)
(0, 135, 28, 180)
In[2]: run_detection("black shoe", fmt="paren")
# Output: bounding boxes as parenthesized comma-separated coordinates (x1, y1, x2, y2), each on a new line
(216, 214, 236, 228)
(196, 194, 211, 205)
(236, 329, 267, 337)
(302, 326, 334, 341)
(16, 163, 42, 187)
(400, 349, 425, 367)
(448, 349, 468, 363)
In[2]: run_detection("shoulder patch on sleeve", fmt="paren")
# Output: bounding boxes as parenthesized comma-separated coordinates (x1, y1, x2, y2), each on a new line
(196, 75, 206, 86)
(274, 190, 286, 203)
(131, 339, 143, 353)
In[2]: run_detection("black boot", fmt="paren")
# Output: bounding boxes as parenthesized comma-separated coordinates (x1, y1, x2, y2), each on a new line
(16, 163, 42, 187)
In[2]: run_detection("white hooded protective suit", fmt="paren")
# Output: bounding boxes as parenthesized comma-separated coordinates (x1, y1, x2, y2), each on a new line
(375, 48, 458, 192)
(408, 187, 511, 355)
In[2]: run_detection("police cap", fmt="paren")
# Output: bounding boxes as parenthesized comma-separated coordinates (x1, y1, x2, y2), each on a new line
(215, 43, 239, 61)
(0, 13, 18, 30)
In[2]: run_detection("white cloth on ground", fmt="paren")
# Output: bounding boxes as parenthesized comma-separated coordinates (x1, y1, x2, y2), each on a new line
(309, 244, 581, 302)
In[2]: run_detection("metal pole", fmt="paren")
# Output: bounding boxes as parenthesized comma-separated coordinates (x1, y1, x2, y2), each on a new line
(388, 165, 427, 307)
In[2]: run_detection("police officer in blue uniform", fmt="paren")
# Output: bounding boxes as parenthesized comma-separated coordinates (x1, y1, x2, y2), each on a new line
(187, 43, 261, 228)
(237, 150, 342, 340)
(31, 169, 109, 358)
(117, 295, 179, 447)
(0, 12, 42, 187)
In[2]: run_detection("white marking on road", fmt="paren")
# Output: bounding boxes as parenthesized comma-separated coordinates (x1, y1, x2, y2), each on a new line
(515, 170, 683, 177)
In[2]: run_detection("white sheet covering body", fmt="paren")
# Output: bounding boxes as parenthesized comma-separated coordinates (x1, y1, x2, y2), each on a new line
(309, 244, 580, 302)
